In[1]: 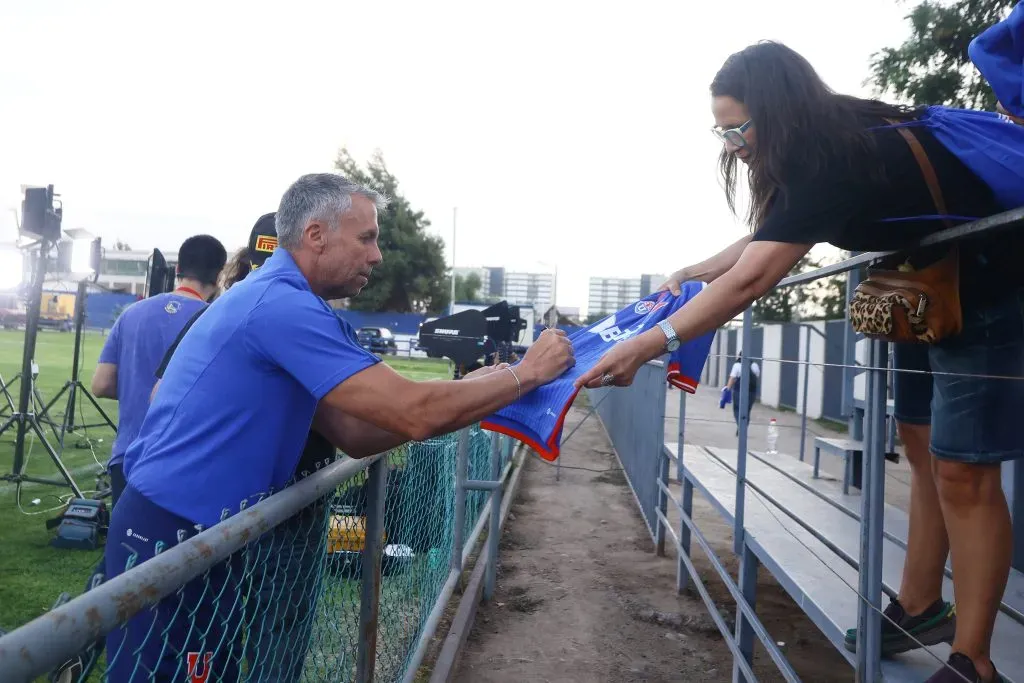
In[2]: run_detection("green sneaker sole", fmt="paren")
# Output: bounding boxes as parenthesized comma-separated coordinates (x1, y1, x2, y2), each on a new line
(843, 609, 956, 657)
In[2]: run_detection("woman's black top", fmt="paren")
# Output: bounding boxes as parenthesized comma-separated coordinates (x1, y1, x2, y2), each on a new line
(751, 114, 1022, 303)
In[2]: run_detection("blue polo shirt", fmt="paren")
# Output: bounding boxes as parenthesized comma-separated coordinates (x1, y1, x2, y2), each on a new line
(123, 249, 380, 527)
(97, 293, 208, 467)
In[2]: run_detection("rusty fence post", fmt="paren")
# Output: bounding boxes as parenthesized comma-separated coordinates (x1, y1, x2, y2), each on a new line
(356, 456, 389, 682)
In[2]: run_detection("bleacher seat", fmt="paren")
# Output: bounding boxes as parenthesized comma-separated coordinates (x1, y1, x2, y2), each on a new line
(668, 442, 1024, 682)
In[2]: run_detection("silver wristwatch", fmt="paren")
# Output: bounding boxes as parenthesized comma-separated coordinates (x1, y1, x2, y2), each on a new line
(657, 319, 681, 352)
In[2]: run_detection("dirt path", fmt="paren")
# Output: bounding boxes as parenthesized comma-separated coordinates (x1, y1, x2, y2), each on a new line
(452, 402, 851, 683)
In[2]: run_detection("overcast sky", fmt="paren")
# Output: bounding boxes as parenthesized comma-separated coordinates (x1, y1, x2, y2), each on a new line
(0, 0, 912, 312)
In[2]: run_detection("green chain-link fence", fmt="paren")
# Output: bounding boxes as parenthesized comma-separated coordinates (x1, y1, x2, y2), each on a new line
(0, 426, 517, 683)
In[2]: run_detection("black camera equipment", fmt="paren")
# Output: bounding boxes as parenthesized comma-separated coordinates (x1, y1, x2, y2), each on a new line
(417, 300, 529, 378)
(145, 248, 176, 297)
(479, 301, 528, 362)
(417, 309, 489, 378)
(0, 186, 84, 497)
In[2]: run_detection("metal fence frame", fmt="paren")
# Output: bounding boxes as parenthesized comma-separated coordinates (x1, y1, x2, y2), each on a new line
(0, 427, 518, 683)
(593, 206, 1024, 683)
(589, 360, 668, 544)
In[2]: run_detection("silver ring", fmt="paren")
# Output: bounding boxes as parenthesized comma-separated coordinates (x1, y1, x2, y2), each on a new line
(600, 373, 615, 387)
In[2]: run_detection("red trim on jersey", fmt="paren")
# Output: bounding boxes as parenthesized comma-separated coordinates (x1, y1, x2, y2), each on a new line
(481, 385, 581, 462)
(482, 370, 702, 461)
(666, 363, 699, 394)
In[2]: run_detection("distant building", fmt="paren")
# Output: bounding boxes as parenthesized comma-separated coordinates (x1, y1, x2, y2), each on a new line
(640, 273, 667, 297)
(504, 271, 554, 313)
(588, 277, 641, 316)
(453, 266, 553, 313)
(96, 249, 177, 297)
(588, 273, 666, 316)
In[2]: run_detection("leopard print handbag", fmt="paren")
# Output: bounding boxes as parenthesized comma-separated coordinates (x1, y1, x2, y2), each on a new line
(848, 122, 962, 344)
(849, 247, 962, 343)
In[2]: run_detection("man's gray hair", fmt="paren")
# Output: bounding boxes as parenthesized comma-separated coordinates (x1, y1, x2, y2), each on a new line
(275, 173, 389, 249)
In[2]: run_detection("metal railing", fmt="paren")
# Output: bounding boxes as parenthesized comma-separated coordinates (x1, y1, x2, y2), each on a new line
(0, 426, 518, 683)
(592, 205, 1024, 683)
(589, 360, 668, 547)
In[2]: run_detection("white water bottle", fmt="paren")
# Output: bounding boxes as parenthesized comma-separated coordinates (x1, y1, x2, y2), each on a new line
(766, 418, 779, 456)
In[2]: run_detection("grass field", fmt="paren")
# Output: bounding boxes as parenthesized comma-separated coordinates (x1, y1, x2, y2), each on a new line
(0, 327, 451, 635)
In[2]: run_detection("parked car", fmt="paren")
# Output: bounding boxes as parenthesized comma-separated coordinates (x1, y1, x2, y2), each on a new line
(356, 326, 398, 355)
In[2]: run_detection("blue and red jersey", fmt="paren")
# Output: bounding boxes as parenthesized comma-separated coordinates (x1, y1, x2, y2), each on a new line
(482, 283, 713, 460)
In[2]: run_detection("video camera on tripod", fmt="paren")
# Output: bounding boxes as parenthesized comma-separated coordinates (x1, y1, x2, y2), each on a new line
(417, 301, 529, 377)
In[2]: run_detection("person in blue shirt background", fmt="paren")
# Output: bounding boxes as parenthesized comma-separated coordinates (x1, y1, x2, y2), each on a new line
(91, 233, 227, 505)
(104, 173, 574, 682)
(65, 234, 226, 683)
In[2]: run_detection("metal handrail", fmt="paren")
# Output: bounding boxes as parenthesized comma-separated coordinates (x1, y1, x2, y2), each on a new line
(0, 453, 382, 682)
(776, 205, 1024, 288)
(0, 428, 516, 683)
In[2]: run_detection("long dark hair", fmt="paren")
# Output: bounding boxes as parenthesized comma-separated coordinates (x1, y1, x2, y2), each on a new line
(711, 41, 919, 229)
(219, 247, 252, 290)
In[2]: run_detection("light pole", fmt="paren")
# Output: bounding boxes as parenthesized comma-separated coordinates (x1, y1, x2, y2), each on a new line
(549, 264, 558, 328)
(449, 207, 457, 316)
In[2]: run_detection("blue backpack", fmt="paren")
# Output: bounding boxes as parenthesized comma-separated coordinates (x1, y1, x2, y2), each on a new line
(877, 106, 1024, 212)
(872, 2, 1024, 215)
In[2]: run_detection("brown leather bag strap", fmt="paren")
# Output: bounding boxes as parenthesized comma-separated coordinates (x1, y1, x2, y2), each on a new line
(884, 118, 951, 228)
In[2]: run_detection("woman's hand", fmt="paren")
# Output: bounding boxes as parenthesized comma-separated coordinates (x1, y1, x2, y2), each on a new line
(657, 270, 687, 296)
(574, 332, 663, 390)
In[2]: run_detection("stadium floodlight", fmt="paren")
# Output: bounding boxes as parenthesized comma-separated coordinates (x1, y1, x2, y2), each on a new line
(62, 228, 101, 283)
(0, 245, 24, 289)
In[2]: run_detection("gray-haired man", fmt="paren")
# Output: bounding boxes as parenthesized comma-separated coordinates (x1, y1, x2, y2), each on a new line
(103, 173, 574, 682)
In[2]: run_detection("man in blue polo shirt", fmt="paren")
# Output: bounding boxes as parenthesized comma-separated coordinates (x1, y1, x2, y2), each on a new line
(104, 173, 574, 682)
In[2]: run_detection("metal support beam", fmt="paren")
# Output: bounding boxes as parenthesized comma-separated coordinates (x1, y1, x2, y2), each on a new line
(733, 541, 760, 683)
(451, 428, 469, 574)
(656, 447, 669, 557)
(677, 391, 687, 483)
(734, 307, 753, 555)
(678, 478, 694, 593)
(799, 326, 812, 462)
(856, 339, 887, 683)
(464, 479, 501, 491)
(356, 456, 388, 683)
(484, 434, 503, 600)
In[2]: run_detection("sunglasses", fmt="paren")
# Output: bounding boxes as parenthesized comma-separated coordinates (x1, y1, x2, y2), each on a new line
(711, 119, 752, 148)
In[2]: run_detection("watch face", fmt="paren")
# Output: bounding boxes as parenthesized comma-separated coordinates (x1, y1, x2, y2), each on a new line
(667, 339, 681, 351)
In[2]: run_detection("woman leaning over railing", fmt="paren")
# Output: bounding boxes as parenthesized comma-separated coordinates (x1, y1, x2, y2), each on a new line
(577, 41, 1024, 683)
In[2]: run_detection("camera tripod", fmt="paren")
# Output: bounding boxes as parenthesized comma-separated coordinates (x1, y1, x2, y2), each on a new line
(0, 239, 84, 498)
(0, 372, 15, 418)
(37, 280, 117, 450)
(0, 372, 63, 438)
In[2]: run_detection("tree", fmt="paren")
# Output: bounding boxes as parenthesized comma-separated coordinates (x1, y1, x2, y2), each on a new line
(453, 272, 482, 302)
(334, 149, 451, 313)
(814, 271, 848, 320)
(869, 0, 1015, 109)
(753, 255, 848, 323)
